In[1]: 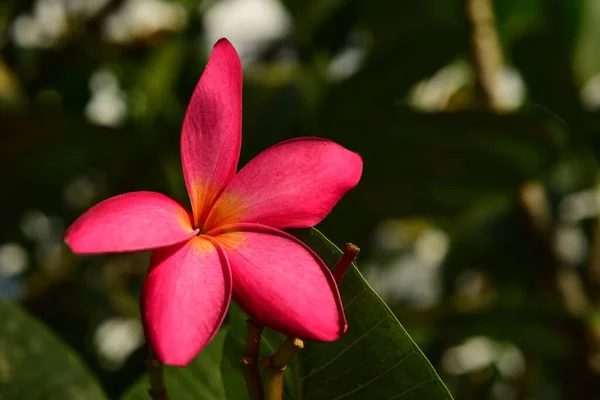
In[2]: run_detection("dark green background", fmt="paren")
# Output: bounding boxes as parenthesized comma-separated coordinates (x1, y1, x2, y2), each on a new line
(2, 0, 600, 398)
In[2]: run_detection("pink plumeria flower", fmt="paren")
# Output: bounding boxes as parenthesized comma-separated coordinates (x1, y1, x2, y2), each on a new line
(65, 39, 362, 366)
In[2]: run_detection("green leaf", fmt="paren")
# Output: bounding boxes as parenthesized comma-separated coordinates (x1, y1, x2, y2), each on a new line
(220, 228, 453, 400)
(0, 299, 108, 400)
(292, 228, 453, 400)
(120, 328, 229, 400)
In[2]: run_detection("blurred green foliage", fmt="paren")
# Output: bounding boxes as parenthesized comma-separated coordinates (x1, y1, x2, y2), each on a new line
(2, 0, 600, 399)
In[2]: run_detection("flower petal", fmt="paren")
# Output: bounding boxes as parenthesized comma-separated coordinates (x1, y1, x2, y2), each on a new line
(204, 138, 362, 231)
(65, 191, 197, 254)
(181, 38, 243, 227)
(212, 223, 346, 341)
(141, 236, 232, 366)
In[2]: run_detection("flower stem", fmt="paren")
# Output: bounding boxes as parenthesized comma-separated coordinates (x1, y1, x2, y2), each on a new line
(147, 346, 169, 400)
(241, 318, 264, 400)
(261, 338, 304, 400)
(291, 356, 303, 400)
(332, 243, 360, 283)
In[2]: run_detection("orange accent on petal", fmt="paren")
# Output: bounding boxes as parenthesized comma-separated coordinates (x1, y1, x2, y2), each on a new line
(189, 181, 249, 232)
(187, 181, 222, 229)
(175, 206, 196, 232)
(190, 235, 220, 254)
(204, 190, 247, 232)
(210, 228, 247, 251)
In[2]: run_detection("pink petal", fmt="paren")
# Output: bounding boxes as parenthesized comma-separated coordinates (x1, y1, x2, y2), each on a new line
(181, 38, 243, 228)
(141, 236, 232, 366)
(65, 191, 197, 254)
(204, 138, 362, 231)
(212, 223, 346, 341)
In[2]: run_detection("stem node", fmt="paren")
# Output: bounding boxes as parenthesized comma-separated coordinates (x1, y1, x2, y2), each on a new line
(242, 319, 264, 400)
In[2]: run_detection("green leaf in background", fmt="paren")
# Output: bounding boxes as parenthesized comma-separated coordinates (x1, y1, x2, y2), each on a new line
(315, 107, 569, 242)
(120, 328, 229, 400)
(292, 228, 453, 400)
(0, 299, 108, 400)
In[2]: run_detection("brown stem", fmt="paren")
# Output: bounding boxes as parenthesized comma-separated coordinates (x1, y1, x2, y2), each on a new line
(518, 182, 591, 315)
(147, 346, 169, 400)
(261, 338, 304, 400)
(291, 355, 303, 400)
(333, 243, 360, 283)
(262, 365, 285, 400)
(464, 0, 504, 110)
(241, 318, 264, 400)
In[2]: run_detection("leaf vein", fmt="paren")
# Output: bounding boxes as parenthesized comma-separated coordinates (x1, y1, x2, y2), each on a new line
(343, 287, 367, 309)
(303, 352, 377, 385)
(301, 316, 393, 380)
(386, 377, 437, 400)
(332, 349, 421, 400)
